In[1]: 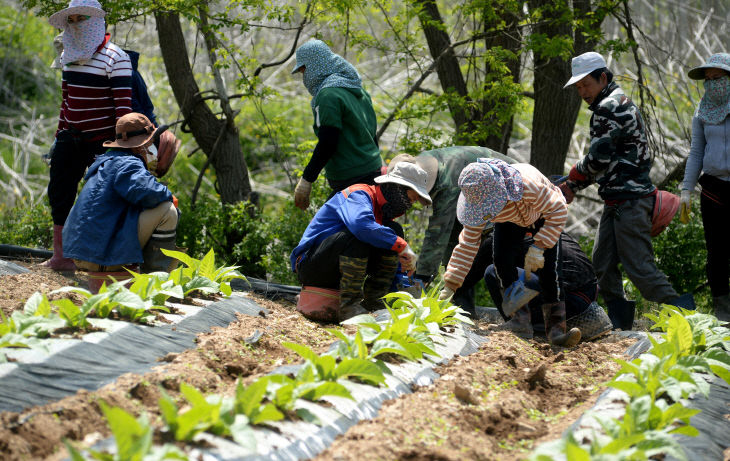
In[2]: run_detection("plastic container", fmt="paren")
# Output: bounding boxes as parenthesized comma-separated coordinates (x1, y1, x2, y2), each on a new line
(87, 266, 137, 294)
(297, 286, 340, 322)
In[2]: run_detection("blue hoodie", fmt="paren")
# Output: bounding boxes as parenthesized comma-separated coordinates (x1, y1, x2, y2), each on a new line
(63, 150, 172, 266)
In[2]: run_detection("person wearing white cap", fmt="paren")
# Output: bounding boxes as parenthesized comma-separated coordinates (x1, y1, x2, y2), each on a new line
(680, 53, 730, 322)
(42, 0, 133, 271)
(290, 162, 431, 322)
(290, 39, 383, 210)
(563, 52, 692, 330)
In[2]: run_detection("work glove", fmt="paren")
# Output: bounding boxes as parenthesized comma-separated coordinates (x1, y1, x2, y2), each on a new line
(439, 286, 455, 301)
(294, 178, 312, 210)
(523, 244, 544, 279)
(568, 164, 588, 183)
(559, 182, 575, 204)
(679, 190, 691, 224)
(399, 244, 418, 272)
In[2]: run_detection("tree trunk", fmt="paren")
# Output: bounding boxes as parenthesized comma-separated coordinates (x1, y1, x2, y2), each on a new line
(528, 0, 583, 176)
(414, 0, 474, 140)
(154, 11, 252, 204)
(482, 3, 524, 153)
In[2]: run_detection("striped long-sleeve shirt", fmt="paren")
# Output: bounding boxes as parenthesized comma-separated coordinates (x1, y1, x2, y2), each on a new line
(444, 163, 567, 289)
(57, 34, 133, 142)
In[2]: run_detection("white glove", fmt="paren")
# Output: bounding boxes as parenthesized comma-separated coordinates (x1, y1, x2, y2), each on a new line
(294, 178, 312, 210)
(439, 286, 455, 300)
(523, 245, 545, 279)
(399, 244, 418, 272)
(679, 190, 691, 224)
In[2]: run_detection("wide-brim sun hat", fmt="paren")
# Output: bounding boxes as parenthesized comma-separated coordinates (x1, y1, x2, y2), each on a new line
(374, 161, 432, 206)
(48, 0, 105, 29)
(688, 53, 730, 80)
(456, 159, 523, 227)
(564, 51, 607, 88)
(103, 113, 166, 149)
(414, 155, 439, 193)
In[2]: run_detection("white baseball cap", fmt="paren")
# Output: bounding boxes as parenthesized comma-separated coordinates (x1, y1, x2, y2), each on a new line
(563, 52, 607, 88)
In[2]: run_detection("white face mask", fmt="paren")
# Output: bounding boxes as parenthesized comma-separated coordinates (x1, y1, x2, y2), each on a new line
(145, 144, 159, 175)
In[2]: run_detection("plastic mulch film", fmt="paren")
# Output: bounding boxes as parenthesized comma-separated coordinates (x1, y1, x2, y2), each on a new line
(88, 320, 487, 460)
(536, 331, 730, 461)
(0, 295, 267, 413)
(0, 258, 30, 276)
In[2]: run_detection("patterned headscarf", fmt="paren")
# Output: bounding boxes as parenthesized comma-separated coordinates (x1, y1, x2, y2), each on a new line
(293, 40, 362, 107)
(698, 75, 730, 125)
(61, 16, 105, 65)
(456, 158, 524, 227)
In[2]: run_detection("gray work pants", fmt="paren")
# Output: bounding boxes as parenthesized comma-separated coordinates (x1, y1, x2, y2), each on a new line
(592, 196, 678, 304)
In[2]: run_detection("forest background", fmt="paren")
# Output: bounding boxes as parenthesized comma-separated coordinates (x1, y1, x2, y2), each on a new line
(0, 0, 727, 311)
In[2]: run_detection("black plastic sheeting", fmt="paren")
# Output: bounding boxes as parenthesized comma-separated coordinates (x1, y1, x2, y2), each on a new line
(556, 332, 730, 461)
(231, 277, 301, 304)
(0, 258, 29, 276)
(0, 296, 267, 413)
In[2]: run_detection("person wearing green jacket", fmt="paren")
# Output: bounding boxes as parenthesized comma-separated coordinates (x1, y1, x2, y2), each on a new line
(389, 146, 513, 314)
(291, 39, 383, 209)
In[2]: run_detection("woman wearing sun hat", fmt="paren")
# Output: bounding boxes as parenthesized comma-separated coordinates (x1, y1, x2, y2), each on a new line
(440, 158, 581, 347)
(63, 113, 179, 275)
(680, 53, 730, 322)
(42, 0, 132, 271)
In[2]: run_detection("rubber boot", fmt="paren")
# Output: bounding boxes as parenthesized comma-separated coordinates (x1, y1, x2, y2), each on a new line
(338, 255, 369, 322)
(41, 224, 76, 271)
(667, 293, 696, 310)
(141, 230, 178, 273)
(363, 253, 399, 311)
(453, 286, 476, 318)
(713, 295, 730, 323)
(542, 301, 581, 347)
(488, 305, 533, 339)
(606, 299, 636, 330)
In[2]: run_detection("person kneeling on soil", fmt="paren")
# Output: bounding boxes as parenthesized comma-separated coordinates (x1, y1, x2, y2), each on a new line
(63, 113, 181, 274)
(387, 146, 515, 317)
(440, 158, 581, 347)
(484, 231, 614, 341)
(291, 162, 432, 322)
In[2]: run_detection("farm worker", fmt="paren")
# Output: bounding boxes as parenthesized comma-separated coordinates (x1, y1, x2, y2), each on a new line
(484, 231, 613, 341)
(387, 146, 515, 316)
(440, 158, 581, 347)
(63, 113, 181, 274)
(562, 51, 694, 330)
(43, 0, 133, 271)
(680, 53, 730, 322)
(291, 162, 432, 322)
(291, 39, 384, 209)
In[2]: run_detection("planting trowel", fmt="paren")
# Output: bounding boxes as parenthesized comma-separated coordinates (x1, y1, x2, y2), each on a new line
(502, 271, 539, 317)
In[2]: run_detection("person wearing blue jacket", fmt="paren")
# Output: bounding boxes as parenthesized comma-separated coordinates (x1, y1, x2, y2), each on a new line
(63, 113, 178, 273)
(124, 49, 158, 126)
(291, 162, 432, 321)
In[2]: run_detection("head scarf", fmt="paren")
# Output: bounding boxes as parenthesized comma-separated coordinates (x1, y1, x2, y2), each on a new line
(697, 75, 730, 125)
(294, 40, 361, 107)
(381, 183, 413, 220)
(456, 158, 523, 227)
(61, 16, 105, 65)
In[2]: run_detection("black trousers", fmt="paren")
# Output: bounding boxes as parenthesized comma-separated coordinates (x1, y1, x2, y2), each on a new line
(700, 174, 730, 297)
(296, 222, 403, 289)
(48, 131, 107, 225)
(492, 221, 561, 304)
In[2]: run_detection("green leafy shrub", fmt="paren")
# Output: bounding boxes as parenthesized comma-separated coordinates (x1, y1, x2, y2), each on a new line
(0, 199, 52, 248)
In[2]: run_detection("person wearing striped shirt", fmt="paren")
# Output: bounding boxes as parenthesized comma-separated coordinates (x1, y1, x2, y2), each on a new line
(440, 158, 581, 347)
(43, 0, 132, 271)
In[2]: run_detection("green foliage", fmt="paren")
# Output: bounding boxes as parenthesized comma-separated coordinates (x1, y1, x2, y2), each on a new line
(64, 401, 186, 461)
(161, 248, 246, 296)
(0, 200, 52, 249)
(52, 280, 161, 325)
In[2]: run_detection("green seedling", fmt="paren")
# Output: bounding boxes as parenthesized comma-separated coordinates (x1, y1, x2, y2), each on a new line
(233, 379, 284, 425)
(126, 270, 184, 306)
(282, 341, 386, 386)
(64, 400, 186, 461)
(53, 282, 165, 324)
(161, 248, 246, 296)
(158, 382, 255, 447)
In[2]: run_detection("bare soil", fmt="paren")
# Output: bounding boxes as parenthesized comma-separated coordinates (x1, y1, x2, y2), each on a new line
(0, 261, 636, 460)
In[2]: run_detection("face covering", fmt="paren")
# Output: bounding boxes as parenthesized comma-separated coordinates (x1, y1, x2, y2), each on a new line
(381, 183, 413, 220)
(144, 144, 159, 176)
(697, 75, 730, 125)
(61, 16, 105, 66)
